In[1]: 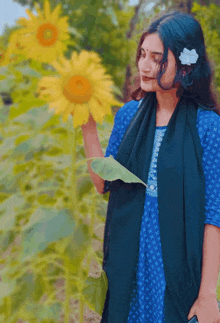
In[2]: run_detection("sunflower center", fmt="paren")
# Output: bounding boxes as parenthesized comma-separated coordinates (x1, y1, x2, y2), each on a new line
(36, 22, 59, 47)
(63, 75, 93, 104)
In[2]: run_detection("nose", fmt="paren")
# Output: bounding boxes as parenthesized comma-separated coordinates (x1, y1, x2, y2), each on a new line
(139, 54, 152, 72)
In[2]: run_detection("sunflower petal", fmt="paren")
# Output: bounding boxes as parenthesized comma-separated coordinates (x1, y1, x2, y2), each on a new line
(17, 17, 29, 27)
(35, 7, 44, 23)
(88, 97, 106, 123)
(50, 60, 67, 75)
(50, 4, 62, 24)
(57, 16, 69, 32)
(25, 9, 38, 22)
(73, 103, 90, 128)
(62, 113, 69, 123)
(58, 55, 71, 71)
(49, 100, 62, 110)
(38, 76, 60, 87)
(54, 96, 70, 114)
(44, 0, 51, 21)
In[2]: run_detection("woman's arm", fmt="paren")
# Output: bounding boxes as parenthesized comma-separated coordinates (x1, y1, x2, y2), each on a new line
(198, 223, 220, 298)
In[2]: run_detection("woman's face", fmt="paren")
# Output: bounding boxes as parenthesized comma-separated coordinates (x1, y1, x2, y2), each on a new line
(138, 33, 181, 93)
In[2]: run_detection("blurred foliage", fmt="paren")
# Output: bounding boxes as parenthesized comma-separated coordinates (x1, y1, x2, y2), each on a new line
(0, 57, 111, 321)
(192, 2, 220, 91)
(1, 0, 137, 94)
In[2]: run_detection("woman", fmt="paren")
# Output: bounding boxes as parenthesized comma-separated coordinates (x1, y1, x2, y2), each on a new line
(81, 9, 220, 323)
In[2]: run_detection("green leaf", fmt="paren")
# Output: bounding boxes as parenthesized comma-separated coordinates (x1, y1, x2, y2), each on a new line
(0, 160, 20, 192)
(0, 194, 24, 231)
(0, 77, 14, 92)
(0, 95, 3, 107)
(0, 135, 17, 157)
(0, 281, 16, 299)
(42, 154, 71, 170)
(65, 218, 91, 273)
(8, 95, 46, 120)
(77, 175, 93, 201)
(5, 272, 45, 313)
(24, 302, 61, 321)
(12, 104, 52, 129)
(14, 133, 32, 146)
(20, 207, 76, 262)
(0, 66, 9, 76)
(14, 66, 42, 78)
(89, 155, 147, 187)
(32, 274, 45, 303)
(0, 75, 6, 81)
(10, 133, 55, 158)
(83, 270, 108, 316)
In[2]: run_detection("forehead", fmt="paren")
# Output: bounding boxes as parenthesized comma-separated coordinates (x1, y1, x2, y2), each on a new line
(141, 34, 164, 53)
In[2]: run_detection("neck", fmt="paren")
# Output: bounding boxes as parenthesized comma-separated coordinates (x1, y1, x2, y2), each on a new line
(156, 88, 180, 114)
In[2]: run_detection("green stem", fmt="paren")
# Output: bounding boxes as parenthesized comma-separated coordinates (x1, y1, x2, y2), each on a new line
(85, 193, 96, 277)
(68, 119, 81, 321)
(78, 267, 85, 323)
(64, 258, 71, 323)
(78, 191, 98, 323)
(6, 297, 11, 320)
(69, 120, 78, 223)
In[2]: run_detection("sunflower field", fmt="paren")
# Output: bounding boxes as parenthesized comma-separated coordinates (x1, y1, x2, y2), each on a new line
(0, 0, 220, 322)
(0, 1, 126, 322)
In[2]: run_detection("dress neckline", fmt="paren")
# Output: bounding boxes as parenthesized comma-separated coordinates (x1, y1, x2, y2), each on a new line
(156, 125, 167, 129)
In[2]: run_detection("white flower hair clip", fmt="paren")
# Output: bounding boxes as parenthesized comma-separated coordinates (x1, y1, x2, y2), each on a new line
(179, 48, 199, 66)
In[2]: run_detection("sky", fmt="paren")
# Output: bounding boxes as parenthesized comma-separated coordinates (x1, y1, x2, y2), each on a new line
(0, 0, 156, 36)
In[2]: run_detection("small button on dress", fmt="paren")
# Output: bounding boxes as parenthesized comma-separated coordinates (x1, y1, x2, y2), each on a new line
(102, 99, 220, 323)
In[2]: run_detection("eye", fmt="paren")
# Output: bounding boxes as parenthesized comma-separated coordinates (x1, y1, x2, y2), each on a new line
(140, 52, 160, 63)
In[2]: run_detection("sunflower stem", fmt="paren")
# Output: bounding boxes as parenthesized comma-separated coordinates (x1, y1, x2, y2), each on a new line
(64, 258, 71, 323)
(69, 119, 77, 223)
(69, 119, 86, 322)
(85, 192, 96, 277)
(67, 118, 79, 323)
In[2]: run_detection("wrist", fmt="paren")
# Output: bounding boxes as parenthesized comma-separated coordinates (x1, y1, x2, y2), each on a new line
(198, 290, 217, 300)
(81, 113, 96, 128)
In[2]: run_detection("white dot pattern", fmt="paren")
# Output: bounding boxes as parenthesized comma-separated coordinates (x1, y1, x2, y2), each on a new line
(102, 99, 220, 322)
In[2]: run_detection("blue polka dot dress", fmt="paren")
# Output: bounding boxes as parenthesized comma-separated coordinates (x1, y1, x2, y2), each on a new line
(102, 99, 220, 323)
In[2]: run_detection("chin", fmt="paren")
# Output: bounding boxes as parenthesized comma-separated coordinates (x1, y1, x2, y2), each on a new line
(140, 83, 154, 91)
(141, 86, 155, 92)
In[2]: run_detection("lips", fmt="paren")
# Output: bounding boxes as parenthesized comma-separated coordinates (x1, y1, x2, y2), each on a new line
(141, 76, 154, 81)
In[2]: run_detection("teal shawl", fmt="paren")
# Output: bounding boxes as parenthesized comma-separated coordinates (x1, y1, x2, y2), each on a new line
(101, 91, 206, 323)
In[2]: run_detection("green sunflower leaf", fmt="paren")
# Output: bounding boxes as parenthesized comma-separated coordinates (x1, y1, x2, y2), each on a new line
(88, 155, 147, 187)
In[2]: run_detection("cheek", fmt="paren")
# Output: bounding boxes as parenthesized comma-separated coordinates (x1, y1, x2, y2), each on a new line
(161, 64, 175, 80)
(138, 60, 142, 70)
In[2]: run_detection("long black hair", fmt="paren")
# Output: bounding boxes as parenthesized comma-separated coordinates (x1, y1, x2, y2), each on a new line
(130, 10, 220, 115)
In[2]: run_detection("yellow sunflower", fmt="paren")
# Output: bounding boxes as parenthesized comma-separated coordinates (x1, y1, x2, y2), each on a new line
(0, 38, 13, 66)
(5, 30, 27, 63)
(36, 50, 123, 128)
(11, 0, 70, 63)
(0, 45, 15, 67)
(0, 47, 7, 66)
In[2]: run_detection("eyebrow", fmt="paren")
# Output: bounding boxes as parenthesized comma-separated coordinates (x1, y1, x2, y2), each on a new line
(140, 47, 163, 55)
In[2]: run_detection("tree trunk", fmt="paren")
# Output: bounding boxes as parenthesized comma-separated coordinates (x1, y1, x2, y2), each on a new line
(122, 0, 145, 103)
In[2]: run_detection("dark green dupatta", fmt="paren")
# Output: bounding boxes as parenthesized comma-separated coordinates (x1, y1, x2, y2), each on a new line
(101, 91, 206, 323)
